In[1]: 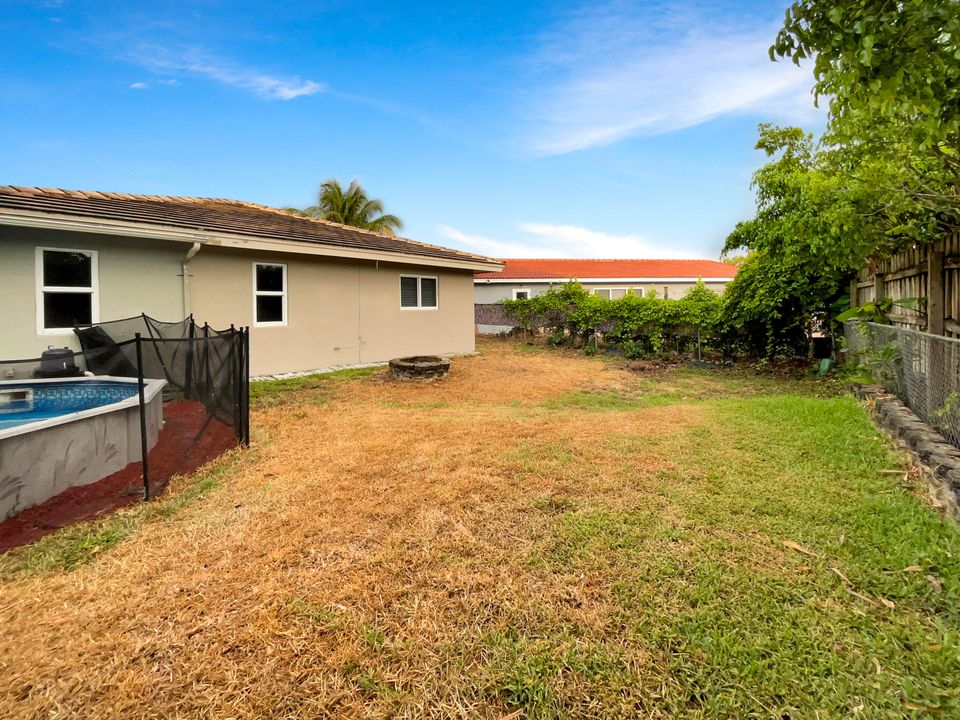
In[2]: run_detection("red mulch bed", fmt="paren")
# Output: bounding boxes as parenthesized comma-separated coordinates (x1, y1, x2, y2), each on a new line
(0, 401, 236, 552)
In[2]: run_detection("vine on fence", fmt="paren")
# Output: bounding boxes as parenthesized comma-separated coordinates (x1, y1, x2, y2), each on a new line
(500, 281, 726, 358)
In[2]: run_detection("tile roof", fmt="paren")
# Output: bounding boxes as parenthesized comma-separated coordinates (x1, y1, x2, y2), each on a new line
(0, 186, 496, 266)
(474, 258, 738, 280)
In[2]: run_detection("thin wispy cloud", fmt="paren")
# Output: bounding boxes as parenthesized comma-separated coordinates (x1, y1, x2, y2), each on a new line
(522, 2, 819, 155)
(439, 223, 699, 259)
(128, 44, 326, 101)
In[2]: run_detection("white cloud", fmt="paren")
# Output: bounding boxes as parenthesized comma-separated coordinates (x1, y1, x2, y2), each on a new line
(439, 222, 698, 259)
(523, 3, 821, 154)
(129, 45, 325, 101)
(129, 81, 149, 90)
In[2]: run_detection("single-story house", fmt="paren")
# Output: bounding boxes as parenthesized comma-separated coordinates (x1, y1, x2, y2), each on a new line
(474, 258, 737, 333)
(0, 187, 501, 375)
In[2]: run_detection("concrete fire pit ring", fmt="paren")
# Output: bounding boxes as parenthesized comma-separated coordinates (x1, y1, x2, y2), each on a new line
(389, 356, 450, 381)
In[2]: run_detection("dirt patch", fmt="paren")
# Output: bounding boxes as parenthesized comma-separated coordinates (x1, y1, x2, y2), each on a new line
(624, 358, 679, 375)
(0, 400, 235, 552)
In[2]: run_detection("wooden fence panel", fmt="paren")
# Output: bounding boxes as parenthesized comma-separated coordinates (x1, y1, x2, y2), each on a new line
(854, 232, 960, 338)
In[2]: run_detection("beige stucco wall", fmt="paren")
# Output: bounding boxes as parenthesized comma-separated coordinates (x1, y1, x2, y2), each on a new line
(0, 227, 188, 361)
(1, 228, 478, 375)
(473, 280, 730, 304)
(357, 263, 475, 366)
(189, 248, 476, 375)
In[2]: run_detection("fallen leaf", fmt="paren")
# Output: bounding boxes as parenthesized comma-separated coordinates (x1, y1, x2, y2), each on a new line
(903, 565, 922, 573)
(872, 657, 882, 674)
(879, 597, 896, 610)
(926, 575, 943, 593)
(839, 533, 845, 546)
(783, 540, 817, 557)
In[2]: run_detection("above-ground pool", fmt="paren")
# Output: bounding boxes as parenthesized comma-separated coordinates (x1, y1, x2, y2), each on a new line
(0, 380, 140, 431)
(0, 376, 166, 518)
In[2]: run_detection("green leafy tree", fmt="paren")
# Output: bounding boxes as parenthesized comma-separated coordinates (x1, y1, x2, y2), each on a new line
(302, 179, 404, 235)
(721, 125, 852, 356)
(772, 0, 959, 230)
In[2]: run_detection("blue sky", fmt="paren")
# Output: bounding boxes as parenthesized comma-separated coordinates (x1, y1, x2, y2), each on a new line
(1, 0, 823, 259)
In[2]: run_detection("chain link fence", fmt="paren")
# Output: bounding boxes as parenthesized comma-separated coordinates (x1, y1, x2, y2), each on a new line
(844, 320, 960, 448)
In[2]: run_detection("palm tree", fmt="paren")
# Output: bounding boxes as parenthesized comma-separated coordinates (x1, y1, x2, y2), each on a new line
(302, 179, 403, 236)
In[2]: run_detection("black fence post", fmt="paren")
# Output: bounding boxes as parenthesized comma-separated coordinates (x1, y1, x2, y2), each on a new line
(244, 327, 251, 447)
(203, 322, 211, 406)
(135, 333, 151, 501)
(184, 318, 195, 400)
(230, 324, 241, 443)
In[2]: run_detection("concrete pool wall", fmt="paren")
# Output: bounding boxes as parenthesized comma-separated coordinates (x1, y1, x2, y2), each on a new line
(0, 377, 166, 519)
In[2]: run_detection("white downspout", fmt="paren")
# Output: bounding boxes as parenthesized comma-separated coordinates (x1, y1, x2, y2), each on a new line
(181, 241, 202, 318)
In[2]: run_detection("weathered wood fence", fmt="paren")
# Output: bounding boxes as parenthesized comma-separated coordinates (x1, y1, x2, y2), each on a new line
(852, 232, 960, 337)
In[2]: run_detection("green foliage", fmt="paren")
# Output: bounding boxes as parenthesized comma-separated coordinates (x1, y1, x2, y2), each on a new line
(773, 0, 959, 231)
(728, 3, 958, 355)
(721, 125, 864, 357)
(501, 281, 726, 358)
(844, 322, 906, 394)
(301, 178, 404, 235)
(835, 297, 921, 324)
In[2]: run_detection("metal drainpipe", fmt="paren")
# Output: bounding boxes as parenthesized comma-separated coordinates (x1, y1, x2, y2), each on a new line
(181, 241, 202, 318)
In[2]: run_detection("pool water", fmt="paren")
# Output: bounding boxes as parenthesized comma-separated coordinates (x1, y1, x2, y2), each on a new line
(0, 380, 139, 430)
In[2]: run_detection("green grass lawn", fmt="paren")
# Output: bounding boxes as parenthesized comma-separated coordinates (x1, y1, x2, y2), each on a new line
(518, 392, 960, 717)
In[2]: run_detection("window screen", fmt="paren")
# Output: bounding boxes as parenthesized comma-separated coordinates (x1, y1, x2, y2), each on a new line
(44, 251, 92, 287)
(254, 263, 286, 325)
(400, 276, 437, 309)
(400, 276, 419, 307)
(38, 249, 96, 331)
(420, 278, 438, 307)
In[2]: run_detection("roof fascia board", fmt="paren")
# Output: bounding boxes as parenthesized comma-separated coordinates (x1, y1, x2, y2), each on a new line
(0, 209, 503, 272)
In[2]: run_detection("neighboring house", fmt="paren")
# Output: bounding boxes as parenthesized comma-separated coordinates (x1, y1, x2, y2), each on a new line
(474, 258, 737, 333)
(0, 187, 501, 375)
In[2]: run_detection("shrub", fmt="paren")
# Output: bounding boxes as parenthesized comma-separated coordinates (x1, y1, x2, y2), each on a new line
(500, 281, 728, 358)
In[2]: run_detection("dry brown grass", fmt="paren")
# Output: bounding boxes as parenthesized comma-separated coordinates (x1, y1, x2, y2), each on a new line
(2, 340, 955, 718)
(0, 340, 690, 719)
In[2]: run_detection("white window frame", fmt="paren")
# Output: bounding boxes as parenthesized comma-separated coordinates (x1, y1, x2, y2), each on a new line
(593, 287, 634, 300)
(399, 275, 439, 311)
(35, 246, 99, 335)
(512, 288, 532, 300)
(252, 262, 288, 327)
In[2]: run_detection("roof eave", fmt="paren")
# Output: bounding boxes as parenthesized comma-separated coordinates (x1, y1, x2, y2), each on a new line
(0, 209, 503, 272)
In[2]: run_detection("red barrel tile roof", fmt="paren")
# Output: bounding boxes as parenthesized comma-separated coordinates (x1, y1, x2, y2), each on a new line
(475, 258, 737, 280)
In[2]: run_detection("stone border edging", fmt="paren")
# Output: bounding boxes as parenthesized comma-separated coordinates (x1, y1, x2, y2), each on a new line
(851, 383, 960, 520)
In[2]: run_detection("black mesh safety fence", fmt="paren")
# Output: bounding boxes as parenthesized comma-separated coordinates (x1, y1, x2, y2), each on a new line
(0, 315, 249, 515)
(844, 320, 960, 449)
